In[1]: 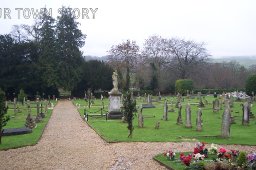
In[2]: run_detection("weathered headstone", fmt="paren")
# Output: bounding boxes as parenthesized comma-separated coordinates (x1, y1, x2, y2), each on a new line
(138, 108, 144, 128)
(147, 94, 152, 105)
(213, 99, 220, 112)
(163, 100, 168, 121)
(176, 103, 183, 125)
(242, 102, 249, 125)
(185, 103, 192, 128)
(175, 93, 181, 108)
(158, 91, 161, 101)
(198, 92, 204, 107)
(40, 103, 45, 118)
(186, 90, 190, 99)
(196, 108, 203, 131)
(14, 98, 17, 115)
(221, 101, 231, 138)
(35, 101, 42, 123)
(44, 102, 48, 115)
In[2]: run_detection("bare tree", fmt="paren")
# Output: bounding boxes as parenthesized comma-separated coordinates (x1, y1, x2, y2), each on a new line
(108, 40, 139, 90)
(141, 36, 171, 91)
(168, 38, 210, 79)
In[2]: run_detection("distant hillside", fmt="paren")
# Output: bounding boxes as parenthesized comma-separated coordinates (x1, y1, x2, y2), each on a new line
(84, 55, 256, 68)
(83, 55, 108, 62)
(211, 56, 256, 67)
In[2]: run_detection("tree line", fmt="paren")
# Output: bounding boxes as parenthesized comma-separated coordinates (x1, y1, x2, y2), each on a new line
(107, 37, 256, 94)
(0, 7, 113, 99)
(1, 9, 255, 99)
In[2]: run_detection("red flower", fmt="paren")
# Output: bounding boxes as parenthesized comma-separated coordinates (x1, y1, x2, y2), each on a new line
(219, 147, 227, 154)
(224, 153, 231, 159)
(180, 153, 192, 166)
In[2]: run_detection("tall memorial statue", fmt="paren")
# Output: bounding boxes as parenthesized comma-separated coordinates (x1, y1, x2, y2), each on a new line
(109, 71, 119, 94)
(108, 71, 122, 119)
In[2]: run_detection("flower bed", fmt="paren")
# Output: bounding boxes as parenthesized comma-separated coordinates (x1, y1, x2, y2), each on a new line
(154, 142, 256, 170)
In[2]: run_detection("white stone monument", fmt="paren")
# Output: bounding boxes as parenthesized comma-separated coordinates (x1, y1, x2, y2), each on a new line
(108, 71, 122, 119)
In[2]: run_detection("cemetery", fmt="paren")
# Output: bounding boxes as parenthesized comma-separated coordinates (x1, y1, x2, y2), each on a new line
(74, 93, 256, 145)
(1, 2, 256, 170)
(0, 95, 56, 150)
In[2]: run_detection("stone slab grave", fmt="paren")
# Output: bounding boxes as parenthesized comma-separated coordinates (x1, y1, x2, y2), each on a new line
(141, 94, 155, 108)
(2, 127, 32, 136)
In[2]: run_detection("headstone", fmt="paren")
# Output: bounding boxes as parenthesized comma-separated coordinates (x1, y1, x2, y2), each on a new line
(198, 92, 204, 107)
(242, 102, 249, 125)
(108, 71, 122, 119)
(23, 97, 26, 105)
(213, 99, 220, 112)
(221, 101, 231, 138)
(196, 108, 203, 131)
(35, 101, 42, 123)
(44, 102, 48, 115)
(230, 97, 234, 108)
(185, 103, 192, 128)
(186, 90, 190, 99)
(163, 100, 168, 121)
(158, 91, 161, 101)
(147, 94, 152, 104)
(213, 92, 217, 98)
(138, 108, 144, 128)
(175, 93, 181, 108)
(14, 98, 17, 115)
(40, 103, 45, 118)
(176, 103, 183, 125)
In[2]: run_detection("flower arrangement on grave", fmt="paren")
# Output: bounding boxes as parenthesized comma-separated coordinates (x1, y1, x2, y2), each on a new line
(247, 152, 256, 168)
(208, 143, 218, 155)
(194, 153, 205, 161)
(193, 142, 208, 158)
(217, 147, 227, 159)
(160, 142, 256, 169)
(163, 147, 176, 160)
(180, 153, 193, 166)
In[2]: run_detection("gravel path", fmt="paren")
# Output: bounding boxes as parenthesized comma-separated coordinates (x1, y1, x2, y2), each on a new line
(0, 100, 255, 170)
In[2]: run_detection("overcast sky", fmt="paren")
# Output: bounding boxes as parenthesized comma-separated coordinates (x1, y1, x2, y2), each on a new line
(1, 0, 256, 58)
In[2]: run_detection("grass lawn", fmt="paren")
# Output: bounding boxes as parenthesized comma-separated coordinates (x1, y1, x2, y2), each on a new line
(74, 96, 256, 145)
(0, 100, 56, 150)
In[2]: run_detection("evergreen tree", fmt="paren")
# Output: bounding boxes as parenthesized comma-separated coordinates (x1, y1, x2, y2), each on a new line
(37, 12, 59, 87)
(56, 7, 86, 90)
(0, 89, 10, 144)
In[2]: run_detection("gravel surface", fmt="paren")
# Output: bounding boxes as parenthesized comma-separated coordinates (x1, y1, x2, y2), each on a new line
(0, 100, 255, 170)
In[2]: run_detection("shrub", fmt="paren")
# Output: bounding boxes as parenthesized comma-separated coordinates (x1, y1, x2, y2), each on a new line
(237, 152, 247, 167)
(0, 88, 10, 144)
(185, 162, 205, 170)
(175, 79, 193, 95)
(245, 74, 256, 95)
